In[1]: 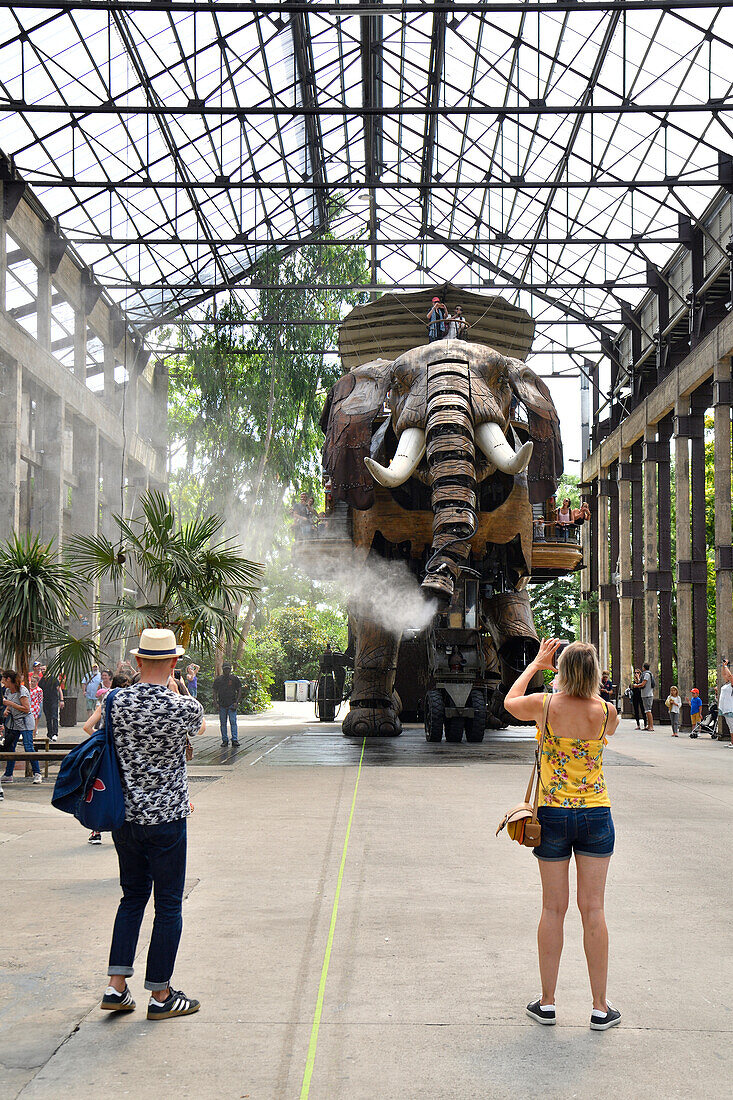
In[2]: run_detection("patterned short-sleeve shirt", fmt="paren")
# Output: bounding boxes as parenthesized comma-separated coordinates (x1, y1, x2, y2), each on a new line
(110, 683, 204, 825)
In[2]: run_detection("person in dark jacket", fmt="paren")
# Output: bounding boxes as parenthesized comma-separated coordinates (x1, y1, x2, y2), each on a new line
(212, 664, 242, 747)
(39, 666, 64, 741)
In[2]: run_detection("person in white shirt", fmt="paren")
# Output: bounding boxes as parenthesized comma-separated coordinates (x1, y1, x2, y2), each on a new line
(665, 685, 682, 736)
(719, 660, 733, 744)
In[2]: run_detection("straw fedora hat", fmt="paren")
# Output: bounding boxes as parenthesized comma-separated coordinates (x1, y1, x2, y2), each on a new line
(130, 627, 185, 660)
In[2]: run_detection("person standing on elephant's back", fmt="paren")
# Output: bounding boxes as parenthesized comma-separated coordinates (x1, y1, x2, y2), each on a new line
(426, 297, 448, 341)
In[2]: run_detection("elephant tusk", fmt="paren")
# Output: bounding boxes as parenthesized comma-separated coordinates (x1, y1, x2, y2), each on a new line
(475, 421, 533, 475)
(364, 427, 426, 488)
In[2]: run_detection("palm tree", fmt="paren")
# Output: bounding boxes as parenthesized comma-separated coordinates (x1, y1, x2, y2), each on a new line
(67, 490, 263, 656)
(0, 533, 101, 682)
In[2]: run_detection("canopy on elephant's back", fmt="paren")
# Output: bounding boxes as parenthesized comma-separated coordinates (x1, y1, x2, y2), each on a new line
(338, 284, 535, 369)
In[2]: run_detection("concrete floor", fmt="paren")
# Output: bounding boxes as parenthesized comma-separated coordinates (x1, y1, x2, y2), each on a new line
(1, 704, 732, 1099)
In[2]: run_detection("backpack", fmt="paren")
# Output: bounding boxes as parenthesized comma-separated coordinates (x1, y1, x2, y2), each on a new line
(52, 689, 125, 831)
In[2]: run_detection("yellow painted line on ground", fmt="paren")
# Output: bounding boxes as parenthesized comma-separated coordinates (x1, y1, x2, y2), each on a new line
(300, 737, 366, 1100)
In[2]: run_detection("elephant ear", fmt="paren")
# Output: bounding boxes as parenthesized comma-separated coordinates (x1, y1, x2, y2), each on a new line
(321, 359, 394, 510)
(506, 359, 564, 504)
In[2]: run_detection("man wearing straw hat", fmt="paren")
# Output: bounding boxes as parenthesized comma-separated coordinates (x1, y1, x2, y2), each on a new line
(100, 628, 206, 1021)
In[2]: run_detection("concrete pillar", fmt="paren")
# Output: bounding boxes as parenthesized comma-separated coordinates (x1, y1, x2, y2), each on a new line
(98, 437, 124, 665)
(0, 190, 6, 309)
(597, 472, 611, 670)
(630, 440, 645, 667)
(714, 359, 733, 739)
(675, 397, 694, 721)
(123, 361, 139, 438)
(608, 462, 621, 684)
(589, 481, 600, 651)
(30, 389, 64, 544)
(37, 265, 52, 351)
(578, 481, 592, 643)
(643, 425, 660, 706)
(103, 342, 117, 412)
(690, 389, 710, 697)
(73, 308, 86, 378)
(617, 449, 633, 710)
(152, 358, 168, 460)
(656, 416, 674, 704)
(69, 420, 99, 539)
(0, 354, 21, 529)
(68, 417, 100, 634)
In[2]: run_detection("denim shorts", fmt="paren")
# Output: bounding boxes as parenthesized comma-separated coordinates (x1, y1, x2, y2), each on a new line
(533, 806, 615, 862)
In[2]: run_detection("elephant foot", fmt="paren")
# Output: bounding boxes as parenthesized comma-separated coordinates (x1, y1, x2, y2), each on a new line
(420, 569, 454, 606)
(342, 703, 402, 738)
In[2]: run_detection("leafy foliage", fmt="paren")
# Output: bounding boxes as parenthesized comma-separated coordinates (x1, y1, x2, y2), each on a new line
(183, 641, 273, 715)
(531, 472, 583, 642)
(167, 225, 371, 552)
(67, 490, 263, 656)
(0, 533, 101, 682)
(250, 605, 348, 699)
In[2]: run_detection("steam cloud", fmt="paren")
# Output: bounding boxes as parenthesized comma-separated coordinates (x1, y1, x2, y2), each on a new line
(295, 548, 438, 635)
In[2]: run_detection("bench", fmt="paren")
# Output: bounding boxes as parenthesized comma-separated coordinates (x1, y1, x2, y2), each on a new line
(0, 750, 70, 780)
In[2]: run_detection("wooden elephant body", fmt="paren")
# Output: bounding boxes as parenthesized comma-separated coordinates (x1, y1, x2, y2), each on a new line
(316, 336, 567, 739)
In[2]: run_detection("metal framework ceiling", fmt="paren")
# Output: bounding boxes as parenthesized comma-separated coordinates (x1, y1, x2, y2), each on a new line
(1, 0, 733, 373)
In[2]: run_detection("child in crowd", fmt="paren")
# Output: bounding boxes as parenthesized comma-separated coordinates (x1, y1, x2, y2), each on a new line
(665, 685, 682, 736)
(689, 688, 703, 735)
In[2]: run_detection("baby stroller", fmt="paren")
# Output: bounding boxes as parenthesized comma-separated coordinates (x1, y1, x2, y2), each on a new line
(691, 701, 718, 738)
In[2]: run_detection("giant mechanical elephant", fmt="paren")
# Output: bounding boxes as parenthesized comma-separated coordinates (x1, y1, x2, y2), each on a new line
(319, 337, 564, 738)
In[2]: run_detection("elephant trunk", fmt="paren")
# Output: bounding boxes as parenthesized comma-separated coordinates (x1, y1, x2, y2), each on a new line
(421, 353, 477, 604)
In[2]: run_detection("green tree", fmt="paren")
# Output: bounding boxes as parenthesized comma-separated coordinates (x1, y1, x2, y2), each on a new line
(168, 224, 371, 548)
(530, 472, 583, 642)
(67, 490, 263, 657)
(531, 574, 582, 641)
(0, 533, 100, 683)
(183, 639, 273, 715)
(251, 605, 348, 698)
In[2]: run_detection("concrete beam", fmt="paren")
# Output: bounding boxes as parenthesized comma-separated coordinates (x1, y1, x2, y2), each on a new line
(583, 305, 733, 481)
(0, 310, 165, 482)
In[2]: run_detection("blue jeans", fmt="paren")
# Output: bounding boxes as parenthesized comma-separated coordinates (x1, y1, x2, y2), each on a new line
(533, 806, 615, 861)
(108, 818, 187, 991)
(3, 727, 41, 776)
(219, 706, 239, 744)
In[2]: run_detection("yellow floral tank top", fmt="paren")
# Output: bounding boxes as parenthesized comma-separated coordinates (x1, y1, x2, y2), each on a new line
(535, 696, 611, 808)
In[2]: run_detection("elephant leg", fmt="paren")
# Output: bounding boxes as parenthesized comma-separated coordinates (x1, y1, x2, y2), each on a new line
(483, 589, 540, 674)
(342, 613, 402, 737)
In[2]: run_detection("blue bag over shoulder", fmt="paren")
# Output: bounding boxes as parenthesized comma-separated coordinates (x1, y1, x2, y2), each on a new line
(52, 688, 126, 831)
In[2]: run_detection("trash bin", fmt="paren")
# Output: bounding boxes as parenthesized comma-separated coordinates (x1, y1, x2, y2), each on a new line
(296, 679, 310, 702)
(284, 681, 297, 702)
(60, 696, 77, 727)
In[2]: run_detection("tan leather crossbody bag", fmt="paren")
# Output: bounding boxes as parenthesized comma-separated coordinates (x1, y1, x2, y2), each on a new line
(496, 693, 551, 848)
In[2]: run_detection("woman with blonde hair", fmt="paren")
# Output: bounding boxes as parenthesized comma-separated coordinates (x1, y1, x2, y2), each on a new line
(505, 638, 621, 1031)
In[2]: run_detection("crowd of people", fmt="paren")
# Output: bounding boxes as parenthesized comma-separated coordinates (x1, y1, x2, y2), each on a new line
(533, 497, 592, 543)
(588, 659, 733, 739)
(0, 655, 205, 804)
